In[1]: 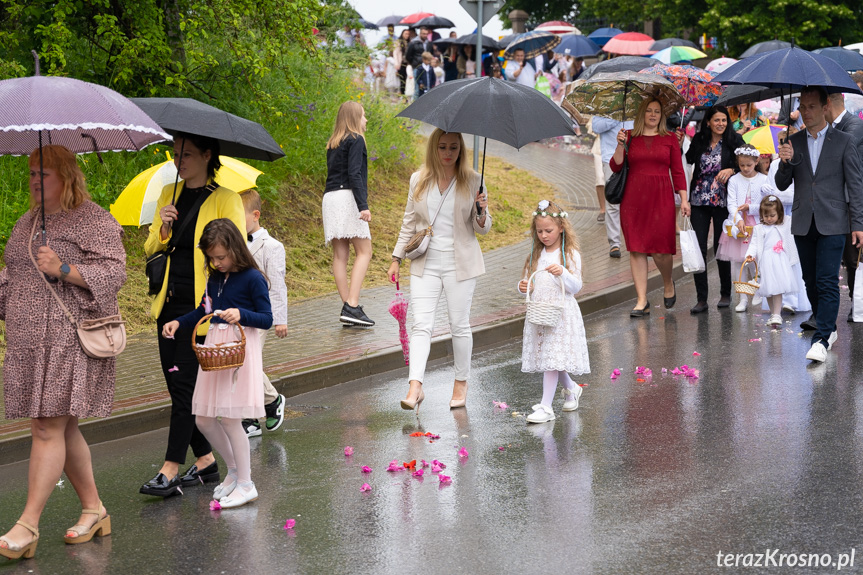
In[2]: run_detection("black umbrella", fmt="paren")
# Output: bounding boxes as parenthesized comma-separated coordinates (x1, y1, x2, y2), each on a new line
(358, 18, 378, 30)
(650, 38, 699, 52)
(413, 15, 455, 29)
(376, 15, 405, 27)
(739, 40, 791, 58)
(498, 33, 520, 49)
(581, 56, 658, 80)
(396, 77, 575, 200)
(713, 84, 789, 108)
(451, 33, 501, 51)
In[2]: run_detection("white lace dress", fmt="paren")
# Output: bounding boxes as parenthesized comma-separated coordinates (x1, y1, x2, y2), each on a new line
(521, 248, 591, 374)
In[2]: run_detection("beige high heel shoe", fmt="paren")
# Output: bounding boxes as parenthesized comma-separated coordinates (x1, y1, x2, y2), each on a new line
(0, 521, 39, 560)
(449, 381, 468, 409)
(64, 502, 111, 545)
(400, 383, 425, 413)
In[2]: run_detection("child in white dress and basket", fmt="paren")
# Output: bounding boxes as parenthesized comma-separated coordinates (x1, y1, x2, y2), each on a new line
(717, 144, 770, 312)
(744, 196, 799, 327)
(518, 200, 590, 424)
(162, 219, 273, 508)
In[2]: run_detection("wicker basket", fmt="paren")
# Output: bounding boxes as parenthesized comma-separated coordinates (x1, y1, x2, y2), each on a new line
(725, 207, 754, 238)
(525, 270, 566, 327)
(733, 260, 760, 296)
(192, 313, 246, 371)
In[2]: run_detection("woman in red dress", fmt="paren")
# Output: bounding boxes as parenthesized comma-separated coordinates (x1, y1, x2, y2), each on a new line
(610, 98, 689, 317)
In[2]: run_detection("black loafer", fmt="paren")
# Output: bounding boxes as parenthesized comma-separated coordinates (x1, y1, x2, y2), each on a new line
(609, 246, 622, 259)
(716, 296, 731, 308)
(179, 461, 220, 486)
(800, 314, 817, 330)
(690, 301, 708, 314)
(139, 473, 182, 497)
(664, 285, 676, 309)
(630, 300, 650, 317)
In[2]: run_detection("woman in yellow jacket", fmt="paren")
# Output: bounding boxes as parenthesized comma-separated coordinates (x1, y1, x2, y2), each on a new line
(140, 133, 246, 498)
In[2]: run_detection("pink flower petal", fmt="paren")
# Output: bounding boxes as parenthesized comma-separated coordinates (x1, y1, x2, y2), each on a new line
(361, 466, 372, 473)
(360, 483, 372, 492)
(284, 518, 296, 530)
(168, 366, 179, 372)
(420, 460, 428, 468)
(209, 500, 221, 510)
(692, 351, 701, 356)
(438, 474, 452, 485)
(412, 469, 424, 477)
(344, 446, 353, 456)
(431, 463, 443, 473)
(493, 401, 509, 409)
(661, 368, 668, 374)
(432, 459, 446, 469)
(457, 447, 469, 458)
(498, 446, 505, 451)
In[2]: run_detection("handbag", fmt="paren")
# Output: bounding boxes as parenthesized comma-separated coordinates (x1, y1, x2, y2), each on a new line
(404, 179, 454, 260)
(145, 183, 217, 295)
(604, 137, 628, 205)
(679, 216, 706, 273)
(28, 215, 126, 358)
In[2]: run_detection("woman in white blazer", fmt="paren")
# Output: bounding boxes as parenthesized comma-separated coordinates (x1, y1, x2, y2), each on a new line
(388, 129, 491, 412)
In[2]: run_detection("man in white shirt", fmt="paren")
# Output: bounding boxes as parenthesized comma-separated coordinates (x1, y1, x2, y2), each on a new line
(508, 48, 539, 88)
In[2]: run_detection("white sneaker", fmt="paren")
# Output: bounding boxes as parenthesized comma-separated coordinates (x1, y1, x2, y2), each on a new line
(219, 481, 258, 508)
(752, 295, 763, 306)
(561, 386, 583, 411)
(768, 314, 783, 326)
(735, 294, 749, 312)
(827, 330, 838, 350)
(526, 404, 556, 424)
(805, 341, 828, 363)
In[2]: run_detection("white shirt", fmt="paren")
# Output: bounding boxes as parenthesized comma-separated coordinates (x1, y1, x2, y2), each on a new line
(247, 228, 266, 244)
(806, 124, 829, 174)
(426, 180, 456, 251)
(832, 109, 847, 128)
(510, 60, 536, 88)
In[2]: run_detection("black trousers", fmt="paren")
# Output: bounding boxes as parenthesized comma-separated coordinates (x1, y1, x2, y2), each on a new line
(843, 233, 858, 299)
(690, 205, 731, 303)
(157, 288, 209, 464)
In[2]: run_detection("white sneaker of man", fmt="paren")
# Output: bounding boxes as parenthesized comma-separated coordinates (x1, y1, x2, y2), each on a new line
(805, 341, 827, 362)
(526, 404, 556, 424)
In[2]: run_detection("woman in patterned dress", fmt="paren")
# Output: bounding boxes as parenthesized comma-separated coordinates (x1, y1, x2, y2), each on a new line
(0, 145, 126, 560)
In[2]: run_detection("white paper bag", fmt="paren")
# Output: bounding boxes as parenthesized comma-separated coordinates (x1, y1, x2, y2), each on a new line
(853, 263, 863, 322)
(680, 217, 705, 274)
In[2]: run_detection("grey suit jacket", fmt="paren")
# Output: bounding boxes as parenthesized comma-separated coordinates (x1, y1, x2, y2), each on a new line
(834, 111, 863, 164)
(249, 229, 288, 325)
(775, 125, 863, 236)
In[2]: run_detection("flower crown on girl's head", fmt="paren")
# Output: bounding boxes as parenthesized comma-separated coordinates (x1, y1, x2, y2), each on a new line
(734, 145, 760, 158)
(533, 199, 568, 218)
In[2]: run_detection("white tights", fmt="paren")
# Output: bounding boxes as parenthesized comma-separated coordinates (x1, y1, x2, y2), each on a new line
(541, 371, 576, 407)
(195, 416, 252, 483)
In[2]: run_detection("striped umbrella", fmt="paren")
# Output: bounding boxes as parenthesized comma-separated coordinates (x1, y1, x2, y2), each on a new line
(650, 46, 708, 64)
(504, 30, 561, 59)
(536, 21, 581, 35)
(743, 124, 788, 154)
(603, 32, 655, 56)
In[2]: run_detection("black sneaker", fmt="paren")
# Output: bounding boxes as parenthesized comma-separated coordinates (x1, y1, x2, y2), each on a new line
(340, 303, 375, 326)
(242, 419, 262, 437)
(265, 394, 286, 432)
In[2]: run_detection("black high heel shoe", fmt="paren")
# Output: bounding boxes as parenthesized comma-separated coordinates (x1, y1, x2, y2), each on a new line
(630, 300, 651, 317)
(664, 284, 676, 309)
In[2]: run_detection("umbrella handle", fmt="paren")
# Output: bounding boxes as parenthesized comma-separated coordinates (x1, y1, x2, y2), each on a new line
(395, 280, 400, 291)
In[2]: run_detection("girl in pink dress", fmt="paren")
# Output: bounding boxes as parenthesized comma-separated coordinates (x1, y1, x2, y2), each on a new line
(162, 219, 272, 509)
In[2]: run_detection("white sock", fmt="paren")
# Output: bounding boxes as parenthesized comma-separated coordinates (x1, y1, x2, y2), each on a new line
(540, 371, 558, 407)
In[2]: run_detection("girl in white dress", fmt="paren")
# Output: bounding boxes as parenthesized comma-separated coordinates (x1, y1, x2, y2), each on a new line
(744, 196, 799, 327)
(518, 200, 590, 423)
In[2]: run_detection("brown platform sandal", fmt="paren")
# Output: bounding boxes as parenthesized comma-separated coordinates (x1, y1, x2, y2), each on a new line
(0, 520, 39, 560)
(64, 502, 111, 545)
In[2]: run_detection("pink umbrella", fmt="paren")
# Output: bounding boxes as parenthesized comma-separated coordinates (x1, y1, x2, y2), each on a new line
(603, 32, 655, 56)
(389, 280, 410, 365)
(706, 57, 738, 74)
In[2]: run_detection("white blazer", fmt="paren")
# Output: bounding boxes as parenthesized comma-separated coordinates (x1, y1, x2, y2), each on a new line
(744, 221, 799, 267)
(249, 228, 288, 325)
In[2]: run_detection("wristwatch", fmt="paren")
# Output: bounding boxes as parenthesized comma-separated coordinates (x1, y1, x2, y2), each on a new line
(59, 262, 71, 281)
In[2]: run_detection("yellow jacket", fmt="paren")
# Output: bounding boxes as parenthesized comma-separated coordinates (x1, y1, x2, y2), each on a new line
(145, 181, 247, 334)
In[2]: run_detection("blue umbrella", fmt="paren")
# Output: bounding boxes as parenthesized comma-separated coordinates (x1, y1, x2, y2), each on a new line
(553, 34, 601, 58)
(587, 27, 623, 47)
(503, 30, 561, 59)
(812, 47, 863, 72)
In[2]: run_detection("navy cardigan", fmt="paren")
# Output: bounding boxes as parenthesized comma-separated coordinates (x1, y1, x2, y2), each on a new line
(176, 267, 273, 332)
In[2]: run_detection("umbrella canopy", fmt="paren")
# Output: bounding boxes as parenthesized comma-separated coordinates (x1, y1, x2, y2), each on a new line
(565, 71, 685, 121)
(650, 46, 707, 65)
(714, 84, 790, 108)
(498, 33, 520, 48)
(650, 38, 699, 51)
(0, 75, 168, 156)
(376, 15, 405, 27)
(742, 124, 787, 154)
(399, 12, 434, 25)
(581, 56, 658, 81)
(388, 282, 410, 365)
(440, 33, 500, 51)
(706, 57, 738, 73)
(130, 98, 285, 161)
(845, 42, 863, 54)
(111, 155, 262, 226)
(412, 15, 454, 29)
(739, 40, 791, 59)
(812, 47, 863, 72)
(553, 34, 601, 58)
(642, 64, 721, 107)
(396, 77, 574, 149)
(712, 46, 863, 95)
(587, 27, 623, 47)
(603, 32, 655, 56)
(536, 21, 580, 35)
(358, 18, 378, 30)
(504, 30, 562, 59)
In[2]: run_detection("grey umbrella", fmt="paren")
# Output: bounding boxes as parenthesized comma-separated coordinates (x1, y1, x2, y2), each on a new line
(396, 77, 575, 203)
(739, 40, 791, 58)
(581, 56, 658, 80)
(650, 38, 699, 51)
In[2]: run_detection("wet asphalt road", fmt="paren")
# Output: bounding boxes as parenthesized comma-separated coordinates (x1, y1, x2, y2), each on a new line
(2, 273, 863, 575)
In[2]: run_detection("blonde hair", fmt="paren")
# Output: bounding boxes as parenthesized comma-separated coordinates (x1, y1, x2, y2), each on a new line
(238, 188, 262, 213)
(522, 200, 580, 279)
(631, 98, 669, 138)
(414, 129, 476, 201)
(28, 145, 89, 212)
(327, 101, 365, 150)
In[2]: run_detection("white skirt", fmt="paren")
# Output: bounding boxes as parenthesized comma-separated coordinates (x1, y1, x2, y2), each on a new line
(322, 189, 371, 246)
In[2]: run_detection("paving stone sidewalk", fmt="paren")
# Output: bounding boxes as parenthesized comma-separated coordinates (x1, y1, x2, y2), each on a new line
(0, 139, 669, 440)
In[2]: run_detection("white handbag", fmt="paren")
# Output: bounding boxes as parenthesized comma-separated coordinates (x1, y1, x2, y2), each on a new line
(404, 180, 454, 261)
(680, 216, 706, 274)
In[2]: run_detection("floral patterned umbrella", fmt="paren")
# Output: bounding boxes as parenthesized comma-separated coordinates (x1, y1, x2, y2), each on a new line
(565, 71, 685, 121)
(641, 63, 722, 107)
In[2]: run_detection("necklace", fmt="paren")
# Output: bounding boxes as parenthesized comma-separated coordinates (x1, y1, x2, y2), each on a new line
(439, 175, 455, 194)
(217, 274, 229, 297)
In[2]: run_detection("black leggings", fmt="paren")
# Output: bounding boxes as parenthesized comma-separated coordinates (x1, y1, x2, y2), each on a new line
(690, 205, 731, 303)
(157, 290, 209, 464)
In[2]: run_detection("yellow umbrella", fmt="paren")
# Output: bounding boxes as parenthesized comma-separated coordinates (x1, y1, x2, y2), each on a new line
(110, 153, 262, 226)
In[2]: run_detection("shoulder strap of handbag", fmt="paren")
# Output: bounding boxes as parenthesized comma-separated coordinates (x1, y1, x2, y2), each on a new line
(165, 182, 218, 254)
(27, 213, 79, 327)
(428, 178, 455, 229)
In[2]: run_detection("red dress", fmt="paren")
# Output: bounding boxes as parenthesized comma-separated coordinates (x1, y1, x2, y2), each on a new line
(610, 133, 687, 254)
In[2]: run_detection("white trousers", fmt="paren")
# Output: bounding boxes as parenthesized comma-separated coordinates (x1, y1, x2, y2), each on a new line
(408, 249, 477, 383)
(602, 162, 621, 248)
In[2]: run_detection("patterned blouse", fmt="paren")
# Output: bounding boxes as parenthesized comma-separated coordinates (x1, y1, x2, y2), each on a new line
(691, 141, 726, 207)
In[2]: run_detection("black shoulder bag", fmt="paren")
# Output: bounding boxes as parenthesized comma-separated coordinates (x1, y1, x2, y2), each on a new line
(145, 183, 216, 295)
(604, 135, 629, 205)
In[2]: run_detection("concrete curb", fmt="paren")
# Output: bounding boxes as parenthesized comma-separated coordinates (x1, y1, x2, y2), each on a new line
(0, 262, 686, 466)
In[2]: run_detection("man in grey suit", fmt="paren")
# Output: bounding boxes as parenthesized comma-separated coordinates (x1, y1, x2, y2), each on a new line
(777, 86, 863, 362)
(826, 93, 863, 321)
